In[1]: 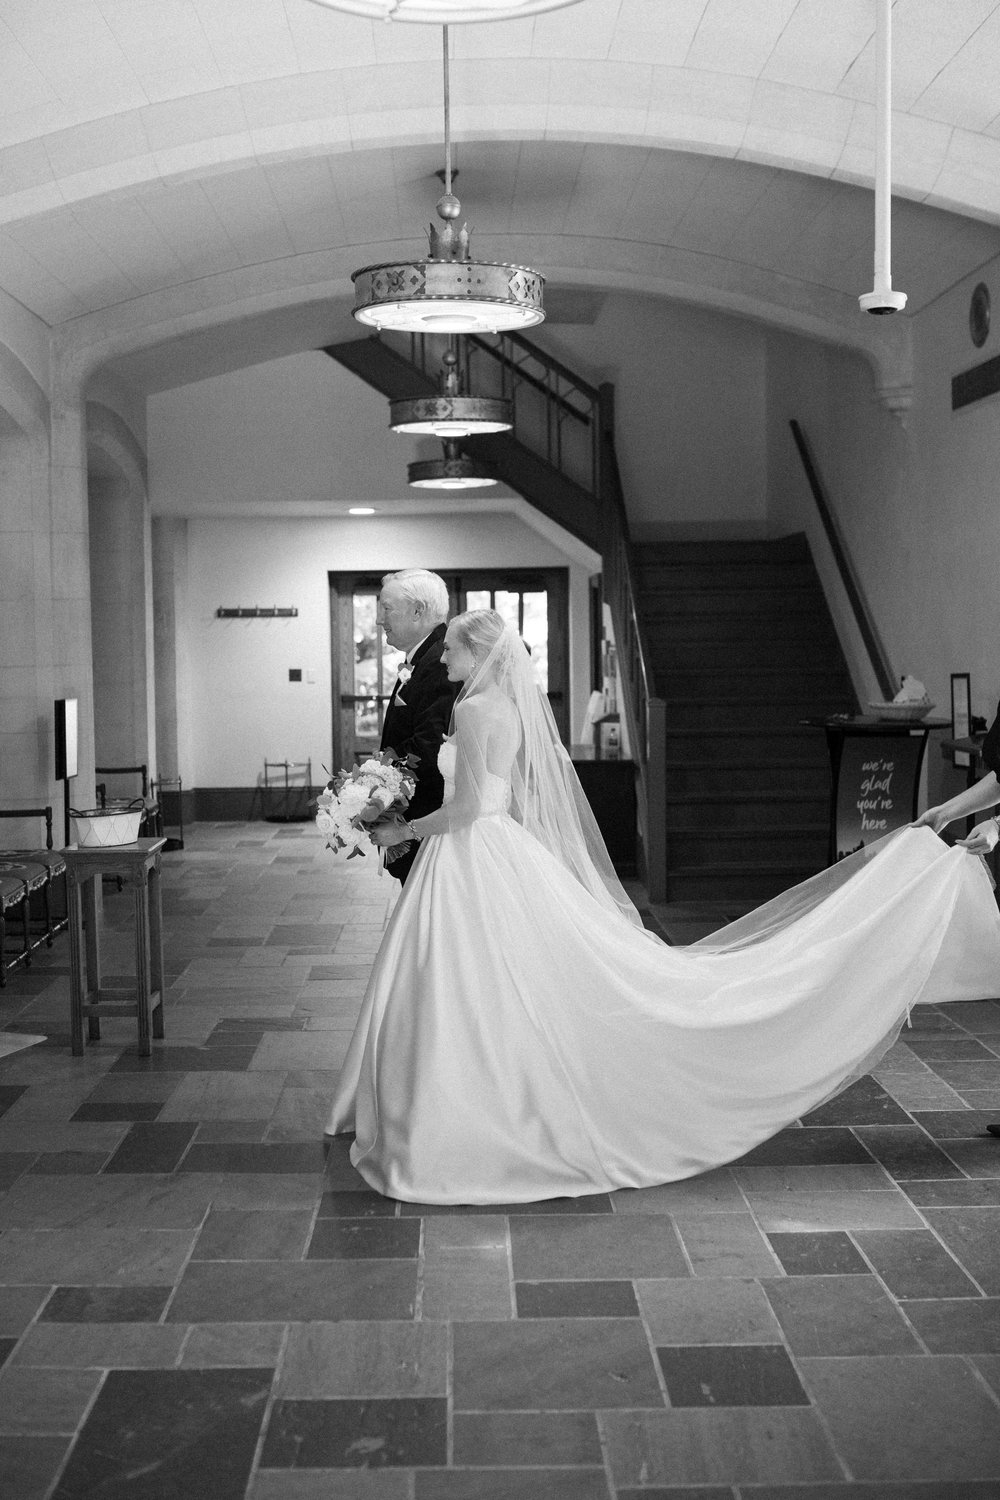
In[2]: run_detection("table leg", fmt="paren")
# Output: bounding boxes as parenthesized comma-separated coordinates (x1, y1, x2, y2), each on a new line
(134, 877, 152, 1059)
(149, 860, 165, 1040)
(68, 877, 85, 1057)
(83, 876, 101, 1042)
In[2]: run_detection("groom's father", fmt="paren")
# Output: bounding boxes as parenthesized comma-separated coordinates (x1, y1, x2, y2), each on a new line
(376, 569, 457, 884)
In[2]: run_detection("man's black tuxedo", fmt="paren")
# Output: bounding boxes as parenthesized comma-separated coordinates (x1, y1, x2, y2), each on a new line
(983, 701, 1000, 776)
(381, 622, 458, 883)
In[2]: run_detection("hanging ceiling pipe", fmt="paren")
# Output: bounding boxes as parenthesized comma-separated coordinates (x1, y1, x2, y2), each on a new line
(859, 0, 907, 315)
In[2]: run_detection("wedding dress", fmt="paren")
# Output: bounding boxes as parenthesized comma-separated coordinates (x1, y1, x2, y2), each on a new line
(326, 638, 1000, 1205)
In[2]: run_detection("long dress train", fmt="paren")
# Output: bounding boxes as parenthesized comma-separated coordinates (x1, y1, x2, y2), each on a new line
(326, 739, 1000, 1205)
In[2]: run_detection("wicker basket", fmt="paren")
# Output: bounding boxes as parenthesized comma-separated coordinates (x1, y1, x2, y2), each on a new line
(71, 800, 144, 848)
(867, 700, 935, 722)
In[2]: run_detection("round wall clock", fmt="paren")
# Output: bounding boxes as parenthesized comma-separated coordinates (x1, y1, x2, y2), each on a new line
(969, 282, 990, 348)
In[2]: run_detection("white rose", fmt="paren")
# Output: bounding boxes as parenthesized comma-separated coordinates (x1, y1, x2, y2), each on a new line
(337, 783, 369, 814)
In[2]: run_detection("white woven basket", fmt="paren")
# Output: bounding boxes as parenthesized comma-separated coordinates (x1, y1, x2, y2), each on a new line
(867, 700, 935, 722)
(71, 804, 144, 847)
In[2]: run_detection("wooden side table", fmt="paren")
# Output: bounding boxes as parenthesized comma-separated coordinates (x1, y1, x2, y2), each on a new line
(62, 838, 166, 1057)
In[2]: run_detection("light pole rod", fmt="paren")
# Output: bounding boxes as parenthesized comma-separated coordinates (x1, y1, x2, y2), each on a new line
(873, 0, 892, 291)
(442, 25, 452, 197)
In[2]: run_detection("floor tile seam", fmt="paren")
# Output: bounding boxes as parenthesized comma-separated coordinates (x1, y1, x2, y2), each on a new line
(247, 1321, 293, 1486)
(935, 1131, 999, 1179)
(415, 1214, 428, 1323)
(413, 1458, 611, 1470)
(896, 1197, 995, 1300)
(446, 1312, 455, 1466)
(841, 1223, 976, 1302)
(635, 1279, 672, 1412)
(39, 1362, 108, 1500)
(158, 1191, 215, 1326)
(710, 1185, 784, 1280)
(890, 1217, 993, 1300)
(503, 1215, 516, 1320)
(962, 1351, 1000, 1414)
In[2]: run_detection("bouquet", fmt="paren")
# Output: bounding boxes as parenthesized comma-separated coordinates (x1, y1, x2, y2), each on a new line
(316, 749, 418, 858)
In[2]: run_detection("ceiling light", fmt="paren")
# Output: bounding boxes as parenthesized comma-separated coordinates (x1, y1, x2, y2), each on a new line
(408, 438, 497, 489)
(348, 506, 377, 514)
(390, 344, 512, 436)
(307, 1, 583, 24)
(349, 26, 544, 333)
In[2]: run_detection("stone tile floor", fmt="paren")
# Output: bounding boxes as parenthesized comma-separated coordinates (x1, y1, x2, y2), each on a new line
(0, 821, 999, 1498)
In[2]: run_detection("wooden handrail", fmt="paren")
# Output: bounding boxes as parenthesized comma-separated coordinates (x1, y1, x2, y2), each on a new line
(597, 385, 667, 902)
(789, 420, 896, 701)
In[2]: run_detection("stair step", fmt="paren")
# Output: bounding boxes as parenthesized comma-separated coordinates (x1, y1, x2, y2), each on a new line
(637, 535, 810, 564)
(663, 761, 831, 797)
(663, 729, 828, 764)
(665, 795, 829, 831)
(636, 562, 817, 591)
(655, 638, 843, 670)
(661, 698, 853, 731)
(658, 669, 854, 701)
(667, 827, 828, 867)
(645, 615, 840, 645)
(667, 863, 823, 904)
(640, 587, 823, 619)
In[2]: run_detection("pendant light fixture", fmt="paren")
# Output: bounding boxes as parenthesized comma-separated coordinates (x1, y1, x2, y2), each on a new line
(408, 438, 497, 489)
(307, 2, 583, 25)
(350, 26, 544, 333)
(859, 0, 907, 315)
(390, 342, 512, 437)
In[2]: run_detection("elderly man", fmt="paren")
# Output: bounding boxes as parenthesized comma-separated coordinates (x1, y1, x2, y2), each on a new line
(372, 569, 458, 884)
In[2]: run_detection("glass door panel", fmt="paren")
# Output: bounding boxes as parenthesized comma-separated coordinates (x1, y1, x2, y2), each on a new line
(458, 585, 549, 693)
(331, 568, 568, 766)
(351, 589, 403, 752)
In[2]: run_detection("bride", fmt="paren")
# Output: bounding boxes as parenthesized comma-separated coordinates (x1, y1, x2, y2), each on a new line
(326, 610, 1000, 1204)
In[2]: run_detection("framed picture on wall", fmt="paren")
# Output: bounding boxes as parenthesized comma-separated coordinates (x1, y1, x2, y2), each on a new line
(951, 673, 972, 769)
(54, 697, 78, 781)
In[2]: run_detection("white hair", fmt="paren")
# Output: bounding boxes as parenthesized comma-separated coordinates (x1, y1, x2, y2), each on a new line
(381, 569, 449, 624)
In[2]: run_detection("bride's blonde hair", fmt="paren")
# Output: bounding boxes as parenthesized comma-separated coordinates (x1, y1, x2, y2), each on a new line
(449, 608, 506, 665)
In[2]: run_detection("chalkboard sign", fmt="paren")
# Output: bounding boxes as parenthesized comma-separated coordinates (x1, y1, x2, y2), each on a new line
(831, 732, 927, 861)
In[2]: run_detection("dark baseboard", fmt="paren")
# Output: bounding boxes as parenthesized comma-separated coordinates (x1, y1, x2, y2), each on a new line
(187, 787, 315, 822)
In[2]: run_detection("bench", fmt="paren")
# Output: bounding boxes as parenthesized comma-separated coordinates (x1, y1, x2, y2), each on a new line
(0, 807, 68, 987)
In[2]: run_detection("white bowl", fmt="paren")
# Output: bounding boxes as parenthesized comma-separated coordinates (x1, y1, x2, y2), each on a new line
(867, 700, 935, 722)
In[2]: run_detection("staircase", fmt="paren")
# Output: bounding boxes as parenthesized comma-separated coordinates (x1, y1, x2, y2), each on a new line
(635, 533, 857, 905)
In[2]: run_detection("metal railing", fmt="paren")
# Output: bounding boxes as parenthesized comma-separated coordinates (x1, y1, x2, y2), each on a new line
(394, 329, 600, 495)
(382, 329, 667, 901)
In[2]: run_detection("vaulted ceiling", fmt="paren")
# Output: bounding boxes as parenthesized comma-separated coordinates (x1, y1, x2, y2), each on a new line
(3, 0, 1000, 389)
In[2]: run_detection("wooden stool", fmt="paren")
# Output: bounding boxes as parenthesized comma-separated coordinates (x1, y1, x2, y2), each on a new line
(63, 838, 166, 1057)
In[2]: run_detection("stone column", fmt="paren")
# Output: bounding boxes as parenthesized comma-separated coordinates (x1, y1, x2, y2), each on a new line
(152, 516, 189, 789)
(49, 372, 97, 813)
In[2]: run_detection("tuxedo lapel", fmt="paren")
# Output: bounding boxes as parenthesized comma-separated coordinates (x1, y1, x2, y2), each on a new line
(381, 623, 446, 751)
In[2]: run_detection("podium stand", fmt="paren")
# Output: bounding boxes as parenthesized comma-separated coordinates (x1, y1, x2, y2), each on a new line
(803, 717, 949, 865)
(63, 838, 166, 1056)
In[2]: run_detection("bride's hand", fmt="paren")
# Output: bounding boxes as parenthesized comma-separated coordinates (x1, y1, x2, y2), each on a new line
(370, 818, 412, 848)
(955, 819, 1000, 855)
(911, 806, 951, 834)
